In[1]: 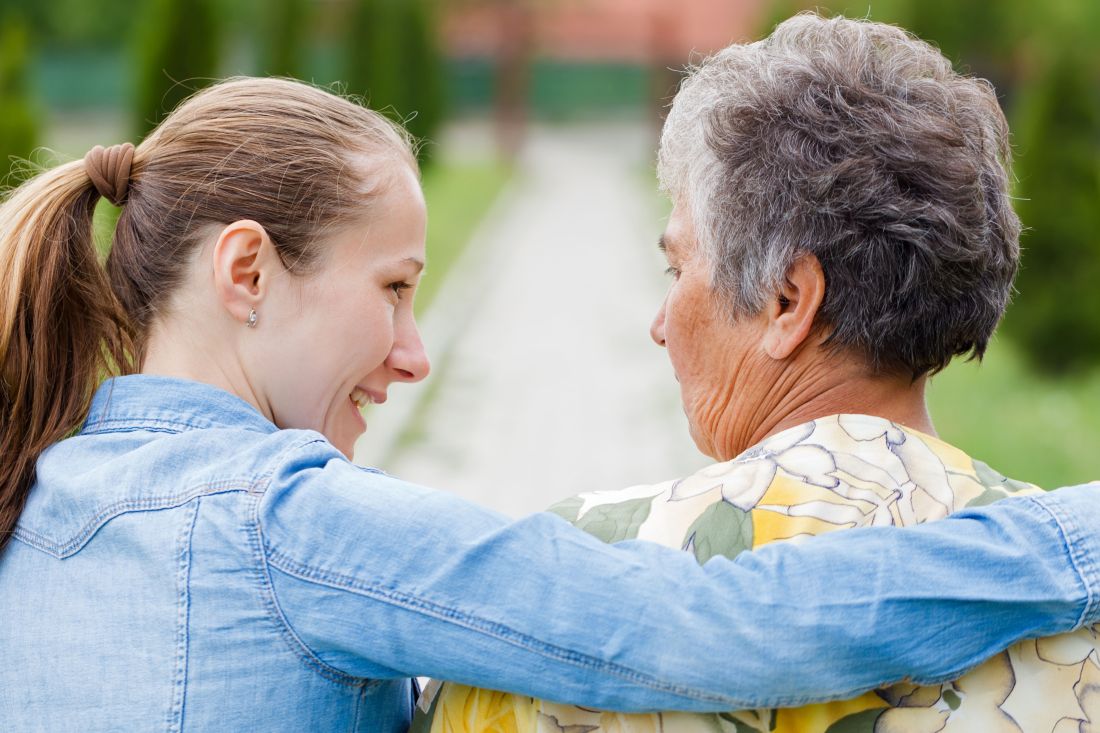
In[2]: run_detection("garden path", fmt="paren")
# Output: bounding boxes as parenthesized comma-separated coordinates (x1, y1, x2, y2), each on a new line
(354, 122, 704, 517)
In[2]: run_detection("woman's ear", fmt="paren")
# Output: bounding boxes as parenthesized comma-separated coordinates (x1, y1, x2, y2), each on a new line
(761, 253, 826, 360)
(210, 220, 281, 327)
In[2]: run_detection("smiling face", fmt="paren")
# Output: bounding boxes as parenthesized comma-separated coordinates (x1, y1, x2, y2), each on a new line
(651, 201, 772, 460)
(255, 163, 430, 456)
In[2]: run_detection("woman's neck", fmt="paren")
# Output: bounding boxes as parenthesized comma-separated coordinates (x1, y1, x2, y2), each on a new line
(140, 317, 270, 422)
(719, 358, 934, 460)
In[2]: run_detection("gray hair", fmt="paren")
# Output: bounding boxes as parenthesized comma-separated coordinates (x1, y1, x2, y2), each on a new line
(658, 13, 1020, 377)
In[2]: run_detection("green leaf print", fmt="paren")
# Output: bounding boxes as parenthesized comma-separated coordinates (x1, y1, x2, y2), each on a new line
(682, 500, 753, 564)
(968, 459, 1036, 507)
(547, 495, 585, 524)
(824, 709, 884, 733)
(573, 497, 653, 543)
(973, 459, 1034, 493)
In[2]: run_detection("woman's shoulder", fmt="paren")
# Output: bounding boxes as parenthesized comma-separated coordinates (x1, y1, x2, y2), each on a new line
(543, 414, 1040, 560)
(19, 418, 326, 557)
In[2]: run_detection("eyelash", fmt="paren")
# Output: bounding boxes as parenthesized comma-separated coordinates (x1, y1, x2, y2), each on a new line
(664, 266, 681, 278)
(389, 282, 413, 299)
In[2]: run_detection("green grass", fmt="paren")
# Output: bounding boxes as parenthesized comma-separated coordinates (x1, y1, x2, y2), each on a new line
(417, 160, 511, 313)
(927, 337, 1100, 489)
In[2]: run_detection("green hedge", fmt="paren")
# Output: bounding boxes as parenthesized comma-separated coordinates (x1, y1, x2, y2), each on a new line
(132, 0, 221, 138)
(0, 12, 37, 181)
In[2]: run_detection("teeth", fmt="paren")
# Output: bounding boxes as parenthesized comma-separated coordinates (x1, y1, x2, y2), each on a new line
(350, 387, 371, 409)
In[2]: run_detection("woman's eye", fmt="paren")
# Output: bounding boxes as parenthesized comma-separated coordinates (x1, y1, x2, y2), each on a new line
(389, 282, 412, 299)
(664, 265, 681, 279)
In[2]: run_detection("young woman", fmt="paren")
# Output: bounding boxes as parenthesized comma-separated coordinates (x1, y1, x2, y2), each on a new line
(0, 77, 1095, 732)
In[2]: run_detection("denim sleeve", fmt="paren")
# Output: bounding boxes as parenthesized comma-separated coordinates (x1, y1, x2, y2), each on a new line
(257, 437, 1100, 712)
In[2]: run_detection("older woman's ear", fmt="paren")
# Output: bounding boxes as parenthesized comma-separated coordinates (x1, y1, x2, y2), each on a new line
(761, 253, 826, 360)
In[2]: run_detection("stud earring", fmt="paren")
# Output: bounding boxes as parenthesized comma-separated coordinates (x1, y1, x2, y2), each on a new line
(246, 308, 258, 328)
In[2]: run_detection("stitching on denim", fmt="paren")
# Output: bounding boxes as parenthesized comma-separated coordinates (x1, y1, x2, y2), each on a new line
(13, 431, 322, 557)
(240, 434, 392, 689)
(81, 425, 184, 436)
(81, 416, 202, 434)
(12, 482, 257, 558)
(168, 499, 199, 733)
(263, 547, 738, 707)
(82, 415, 267, 435)
(245, 495, 367, 689)
(902, 496, 1094, 690)
(1029, 494, 1097, 628)
(84, 378, 119, 434)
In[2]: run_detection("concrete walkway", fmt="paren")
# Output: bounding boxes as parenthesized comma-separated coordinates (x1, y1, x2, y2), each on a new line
(354, 123, 704, 517)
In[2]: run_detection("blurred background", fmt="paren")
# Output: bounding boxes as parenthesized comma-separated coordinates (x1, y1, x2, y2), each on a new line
(3, 0, 1098, 513)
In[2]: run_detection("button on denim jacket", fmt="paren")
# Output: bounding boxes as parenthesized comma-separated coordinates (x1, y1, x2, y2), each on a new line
(2, 375, 1098, 732)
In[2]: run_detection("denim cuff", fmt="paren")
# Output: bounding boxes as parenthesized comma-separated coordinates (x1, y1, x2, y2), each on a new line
(1027, 483, 1100, 628)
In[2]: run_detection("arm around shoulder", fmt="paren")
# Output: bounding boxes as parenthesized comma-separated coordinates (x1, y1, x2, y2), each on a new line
(256, 437, 1100, 710)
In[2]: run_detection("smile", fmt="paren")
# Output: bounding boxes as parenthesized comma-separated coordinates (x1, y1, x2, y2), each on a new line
(350, 387, 386, 409)
(350, 387, 373, 409)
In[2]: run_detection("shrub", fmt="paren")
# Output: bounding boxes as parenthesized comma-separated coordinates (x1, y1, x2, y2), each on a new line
(132, 0, 221, 138)
(1002, 51, 1100, 374)
(345, 0, 445, 164)
(259, 0, 310, 79)
(0, 13, 37, 181)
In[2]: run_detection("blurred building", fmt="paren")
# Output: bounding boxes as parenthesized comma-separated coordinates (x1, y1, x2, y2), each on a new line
(440, 0, 768, 125)
(443, 0, 764, 63)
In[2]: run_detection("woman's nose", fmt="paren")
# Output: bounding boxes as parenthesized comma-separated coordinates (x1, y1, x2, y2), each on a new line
(389, 322, 431, 382)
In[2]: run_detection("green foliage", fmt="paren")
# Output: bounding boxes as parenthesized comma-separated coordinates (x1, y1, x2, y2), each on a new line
(344, 0, 445, 164)
(927, 337, 1100, 489)
(258, 0, 311, 78)
(903, 0, 1015, 67)
(758, 0, 909, 36)
(0, 0, 134, 50)
(0, 12, 38, 181)
(132, 0, 222, 138)
(1004, 50, 1100, 374)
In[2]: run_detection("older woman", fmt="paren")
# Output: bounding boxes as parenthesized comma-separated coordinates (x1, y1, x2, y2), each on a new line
(417, 14, 1095, 732)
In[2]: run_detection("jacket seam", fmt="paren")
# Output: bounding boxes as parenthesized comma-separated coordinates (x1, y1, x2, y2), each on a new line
(167, 498, 200, 733)
(82, 425, 186, 436)
(888, 490, 1095, 691)
(245, 494, 371, 689)
(242, 434, 396, 691)
(13, 482, 259, 558)
(263, 547, 737, 707)
(81, 416, 269, 435)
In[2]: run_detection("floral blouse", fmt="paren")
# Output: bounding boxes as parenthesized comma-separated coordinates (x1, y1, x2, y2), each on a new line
(412, 414, 1099, 733)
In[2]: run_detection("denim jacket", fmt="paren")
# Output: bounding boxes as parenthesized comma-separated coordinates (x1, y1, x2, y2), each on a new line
(1, 375, 1097, 732)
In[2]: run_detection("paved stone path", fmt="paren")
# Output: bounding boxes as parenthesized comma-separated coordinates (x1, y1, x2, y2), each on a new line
(354, 123, 704, 517)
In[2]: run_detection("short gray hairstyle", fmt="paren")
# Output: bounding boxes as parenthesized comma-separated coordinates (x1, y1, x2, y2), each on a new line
(658, 13, 1020, 377)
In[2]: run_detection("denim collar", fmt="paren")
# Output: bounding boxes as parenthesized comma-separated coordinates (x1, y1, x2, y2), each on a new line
(82, 375, 278, 436)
